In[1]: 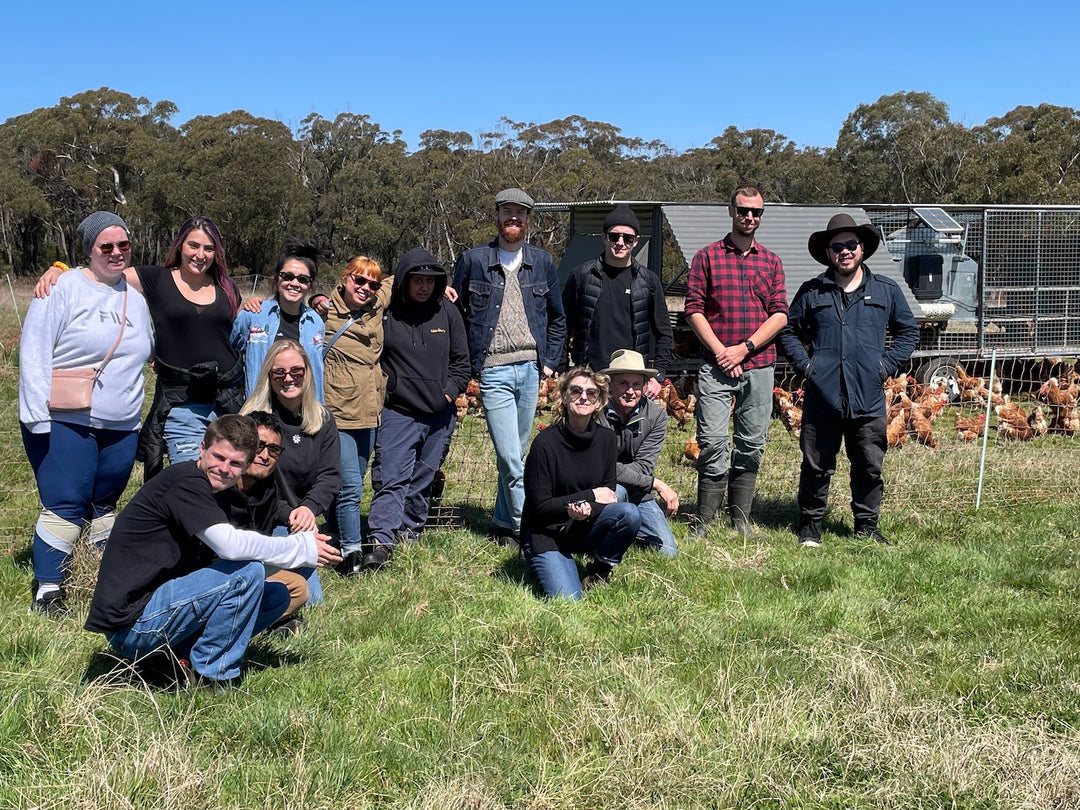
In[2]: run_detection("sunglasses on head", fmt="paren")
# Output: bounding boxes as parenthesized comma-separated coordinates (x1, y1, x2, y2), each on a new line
(828, 240, 861, 253)
(606, 232, 637, 245)
(350, 274, 380, 290)
(734, 206, 764, 219)
(279, 271, 312, 285)
(97, 240, 132, 254)
(256, 440, 283, 459)
(567, 385, 600, 403)
(269, 366, 306, 382)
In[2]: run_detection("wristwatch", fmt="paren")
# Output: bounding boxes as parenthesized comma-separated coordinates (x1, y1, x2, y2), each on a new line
(744, 339, 756, 353)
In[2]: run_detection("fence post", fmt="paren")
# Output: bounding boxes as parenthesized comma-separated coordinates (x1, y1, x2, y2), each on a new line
(975, 349, 998, 509)
(6, 273, 22, 329)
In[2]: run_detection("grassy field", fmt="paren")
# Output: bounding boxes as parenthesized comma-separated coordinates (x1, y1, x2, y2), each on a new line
(3, 275, 1080, 808)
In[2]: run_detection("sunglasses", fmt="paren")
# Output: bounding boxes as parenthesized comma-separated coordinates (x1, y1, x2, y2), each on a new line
(256, 440, 283, 459)
(828, 240, 861, 253)
(734, 206, 764, 219)
(269, 366, 306, 382)
(606, 232, 637, 245)
(279, 271, 312, 286)
(567, 385, 600, 403)
(97, 240, 132, 254)
(350, 274, 381, 290)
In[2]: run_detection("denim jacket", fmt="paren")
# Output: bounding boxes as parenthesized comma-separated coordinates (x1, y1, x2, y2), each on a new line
(778, 267, 918, 419)
(231, 300, 325, 400)
(452, 239, 566, 377)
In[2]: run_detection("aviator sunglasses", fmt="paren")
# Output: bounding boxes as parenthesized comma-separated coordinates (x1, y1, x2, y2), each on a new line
(567, 385, 601, 403)
(97, 240, 132, 254)
(279, 271, 312, 285)
(828, 240, 861, 253)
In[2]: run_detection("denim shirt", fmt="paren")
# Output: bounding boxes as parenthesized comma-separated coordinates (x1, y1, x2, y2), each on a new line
(452, 239, 566, 377)
(231, 300, 326, 400)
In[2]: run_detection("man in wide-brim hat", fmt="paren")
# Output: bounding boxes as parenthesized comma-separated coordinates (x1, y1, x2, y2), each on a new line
(596, 349, 679, 558)
(777, 213, 919, 549)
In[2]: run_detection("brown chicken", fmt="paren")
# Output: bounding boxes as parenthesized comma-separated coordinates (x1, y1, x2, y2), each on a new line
(1050, 405, 1079, 436)
(954, 412, 986, 441)
(913, 384, 949, 421)
(887, 408, 908, 448)
(535, 376, 560, 412)
(908, 407, 938, 448)
(883, 374, 910, 401)
(455, 392, 468, 421)
(995, 399, 1034, 441)
(773, 387, 803, 438)
(1027, 405, 1049, 438)
(683, 437, 700, 462)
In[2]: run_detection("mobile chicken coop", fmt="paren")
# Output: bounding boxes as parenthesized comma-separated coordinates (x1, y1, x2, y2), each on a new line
(538, 202, 1080, 390)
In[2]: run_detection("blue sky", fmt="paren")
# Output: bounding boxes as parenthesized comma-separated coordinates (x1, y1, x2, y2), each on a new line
(4, 0, 1077, 152)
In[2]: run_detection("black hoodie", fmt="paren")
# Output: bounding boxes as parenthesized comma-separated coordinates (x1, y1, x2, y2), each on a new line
(382, 248, 470, 416)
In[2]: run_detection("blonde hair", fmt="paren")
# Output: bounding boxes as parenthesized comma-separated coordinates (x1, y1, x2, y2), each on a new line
(553, 366, 609, 423)
(338, 256, 383, 287)
(241, 339, 325, 435)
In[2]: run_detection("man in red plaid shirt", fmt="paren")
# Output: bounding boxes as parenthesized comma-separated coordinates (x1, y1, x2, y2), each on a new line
(685, 185, 788, 537)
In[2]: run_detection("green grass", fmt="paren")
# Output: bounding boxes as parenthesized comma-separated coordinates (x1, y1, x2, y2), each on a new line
(4, 279, 1080, 807)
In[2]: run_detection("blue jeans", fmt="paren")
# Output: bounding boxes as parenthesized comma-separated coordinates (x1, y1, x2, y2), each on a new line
(480, 361, 539, 533)
(22, 422, 138, 583)
(104, 560, 290, 682)
(615, 484, 677, 558)
(335, 427, 376, 553)
(695, 364, 773, 479)
(368, 407, 455, 549)
(525, 501, 640, 600)
(164, 402, 216, 463)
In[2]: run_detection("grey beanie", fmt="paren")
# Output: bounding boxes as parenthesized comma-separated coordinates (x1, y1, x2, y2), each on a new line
(603, 204, 640, 233)
(77, 211, 129, 255)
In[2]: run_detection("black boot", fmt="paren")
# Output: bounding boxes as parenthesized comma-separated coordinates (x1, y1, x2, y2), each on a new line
(694, 474, 727, 538)
(728, 471, 760, 539)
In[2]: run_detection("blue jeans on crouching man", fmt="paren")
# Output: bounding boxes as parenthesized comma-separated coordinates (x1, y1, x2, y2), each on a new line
(615, 484, 677, 558)
(105, 560, 291, 682)
(525, 501, 641, 600)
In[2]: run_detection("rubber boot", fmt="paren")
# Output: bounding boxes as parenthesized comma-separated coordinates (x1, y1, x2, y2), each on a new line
(728, 471, 760, 539)
(694, 474, 727, 538)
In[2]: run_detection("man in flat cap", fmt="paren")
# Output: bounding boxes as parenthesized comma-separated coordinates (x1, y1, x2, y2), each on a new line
(562, 204, 673, 398)
(685, 185, 788, 538)
(778, 213, 918, 548)
(451, 188, 566, 549)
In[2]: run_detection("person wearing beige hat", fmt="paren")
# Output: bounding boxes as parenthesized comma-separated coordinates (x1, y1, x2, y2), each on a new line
(778, 213, 918, 548)
(597, 349, 679, 557)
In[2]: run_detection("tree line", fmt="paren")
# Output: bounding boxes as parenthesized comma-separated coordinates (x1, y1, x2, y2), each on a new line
(2, 87, 1078, 277)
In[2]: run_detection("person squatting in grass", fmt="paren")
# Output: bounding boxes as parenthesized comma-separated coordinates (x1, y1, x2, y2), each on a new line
(213, 410, 313, 635)
(596, 349, 680, 558)
(232, 238, 327, 400)
(362, 248, 470, 571)
(521, 367, 641, 600)
(84, 414, 342, 688)
(20, 211, 154, 617)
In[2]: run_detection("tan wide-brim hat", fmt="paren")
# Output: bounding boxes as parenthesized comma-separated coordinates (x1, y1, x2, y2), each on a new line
(600, 349, 658, 379)
(807, 213, 881, 266)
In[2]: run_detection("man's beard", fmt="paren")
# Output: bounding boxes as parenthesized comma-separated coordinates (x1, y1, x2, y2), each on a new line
(499, 220, 526, 244)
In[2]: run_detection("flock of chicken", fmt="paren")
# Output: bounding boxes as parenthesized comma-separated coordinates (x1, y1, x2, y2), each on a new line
(452, 365, 1079, 460)
(771, 365, 1080, 449)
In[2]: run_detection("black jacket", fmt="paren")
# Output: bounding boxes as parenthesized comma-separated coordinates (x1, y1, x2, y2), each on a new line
(383, 248, 471, 416)
(562, 256, 673, 377)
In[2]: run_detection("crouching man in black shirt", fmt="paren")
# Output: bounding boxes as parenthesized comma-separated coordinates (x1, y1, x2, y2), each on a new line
(85, 414, 342, 686)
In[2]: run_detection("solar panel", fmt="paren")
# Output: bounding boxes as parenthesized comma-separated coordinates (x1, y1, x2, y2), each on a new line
(913, 207, 963, 234)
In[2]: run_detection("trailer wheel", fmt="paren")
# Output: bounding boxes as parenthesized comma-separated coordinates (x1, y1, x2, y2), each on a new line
(918, 357, 960, 402)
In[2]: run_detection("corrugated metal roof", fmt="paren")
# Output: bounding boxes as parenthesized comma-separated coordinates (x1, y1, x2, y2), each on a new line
(662, 203, 925, 316)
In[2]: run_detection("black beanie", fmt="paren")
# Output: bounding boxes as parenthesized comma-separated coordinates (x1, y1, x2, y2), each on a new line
(603, 204, 640, 234)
